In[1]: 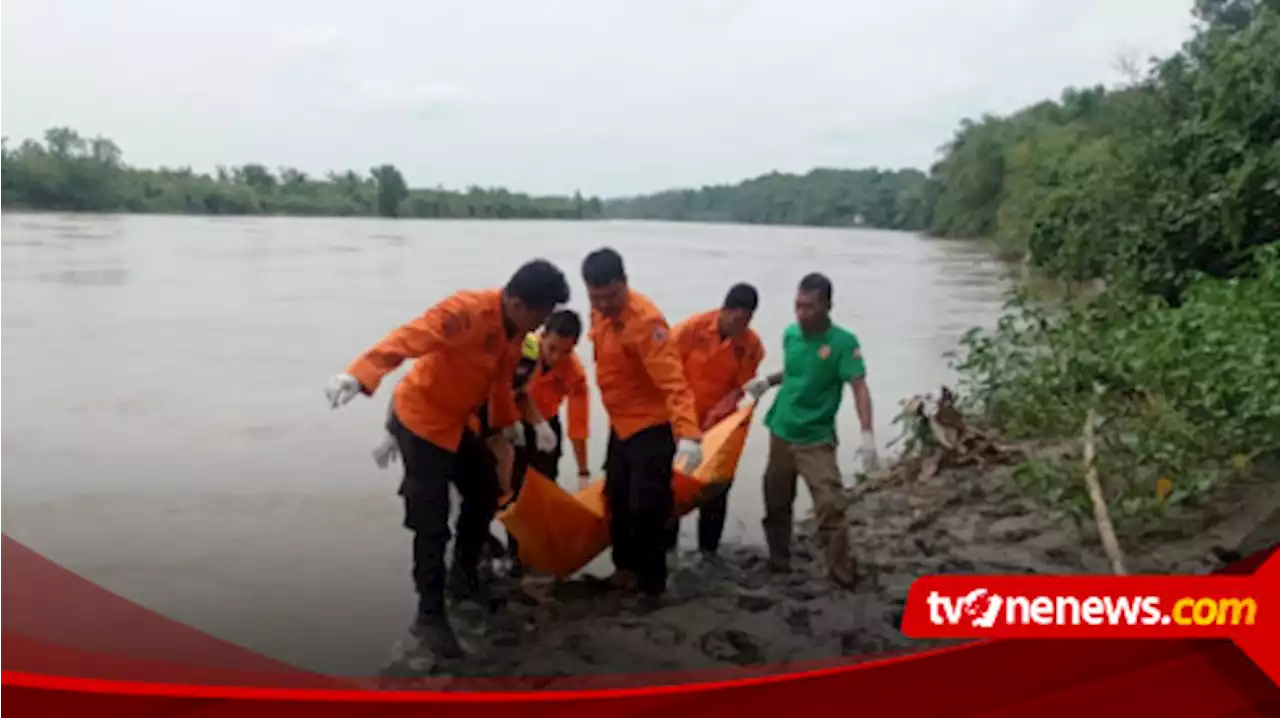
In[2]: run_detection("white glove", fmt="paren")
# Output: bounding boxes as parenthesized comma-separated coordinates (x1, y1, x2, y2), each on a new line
(502, 423, 525, 448)
(532, 421, 557, 453)
(858, 430, 880, 471)
(325, 373, 361, 409)
(743, 378, 771, 401)
(674, 438, 703, 473)
(372, 433, 399, 468)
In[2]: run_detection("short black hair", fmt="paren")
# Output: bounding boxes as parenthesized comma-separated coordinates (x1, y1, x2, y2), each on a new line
(582, 247, 626, 287)
(506, 259, 570, 310)
(723, 283, 759, 312)
(798, 272, 832, 303)
(545, 309, 582, 340)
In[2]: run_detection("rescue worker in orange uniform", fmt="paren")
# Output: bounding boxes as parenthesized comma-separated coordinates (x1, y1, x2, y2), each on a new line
(505, 308, 592, 577)
(661, 283, 765, 562)
(324, 259, 570, 660)
(373, 310, 592, 579)
(581, 247, 702, 598)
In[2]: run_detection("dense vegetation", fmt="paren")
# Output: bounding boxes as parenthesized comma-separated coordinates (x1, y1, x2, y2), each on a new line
(944, 0, 1280, 528)
(0, 132, 605, 220)
(602, 168, 934, 230)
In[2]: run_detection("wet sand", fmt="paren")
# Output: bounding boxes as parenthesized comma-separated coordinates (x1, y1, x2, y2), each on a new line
(380, 449, 1279, 686)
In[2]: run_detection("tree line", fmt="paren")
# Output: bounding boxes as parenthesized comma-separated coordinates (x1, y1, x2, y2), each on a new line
(947, 0, 1280, 525)
(0, 127, 933, 231)
(0, 131, 605, 221)
(928, 0, 1278, 303)
(602, 168, 934, 231)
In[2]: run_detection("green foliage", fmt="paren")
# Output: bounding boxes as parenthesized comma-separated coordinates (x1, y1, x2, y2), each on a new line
(1195, 0, 1279, 30)
(928, 2, 1280, 304)
(954, 247, 1280, 522)
(370, 164, 408, 218)
(939, 2, 1280, 524)
(0, 129, 605, 220)
(603, 168, 934, 231)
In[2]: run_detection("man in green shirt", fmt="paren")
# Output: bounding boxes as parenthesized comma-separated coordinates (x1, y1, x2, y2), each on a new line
(744, 272, 879, 588)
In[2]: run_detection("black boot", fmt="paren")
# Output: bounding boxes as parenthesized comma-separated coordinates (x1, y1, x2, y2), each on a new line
(410, 612, 464, 660)
(447, 565, 492, 609)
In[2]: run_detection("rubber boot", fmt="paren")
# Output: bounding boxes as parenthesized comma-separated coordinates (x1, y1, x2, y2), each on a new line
(447, 565, 492, 609)
(410, 612, 464, 660)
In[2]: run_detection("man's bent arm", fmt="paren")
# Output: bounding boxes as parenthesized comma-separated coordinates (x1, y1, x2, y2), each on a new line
(634, 319, 702, 440)
(571, 439, 590, 478)
(520, 394, 543, 426)
(488, 434, 516, 498)
(487, 348, 522, 431)
(850, 376, 874, 433)
(345, 294, 472, 394)
(565, 369, 591, 475)
(733, 335, 766, 389)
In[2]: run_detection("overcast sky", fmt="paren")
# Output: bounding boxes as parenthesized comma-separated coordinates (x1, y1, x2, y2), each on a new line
(3, 0, 1198, 196)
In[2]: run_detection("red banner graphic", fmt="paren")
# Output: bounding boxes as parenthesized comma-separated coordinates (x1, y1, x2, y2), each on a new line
(902, 553, 1279, 684)
(3, 534, 1279, 715)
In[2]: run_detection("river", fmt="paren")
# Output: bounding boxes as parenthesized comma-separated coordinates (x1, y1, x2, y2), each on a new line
(1, 213, 1010, 676)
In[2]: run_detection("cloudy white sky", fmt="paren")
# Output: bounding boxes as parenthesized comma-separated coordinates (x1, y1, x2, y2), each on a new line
(3, 0, 1198, 196)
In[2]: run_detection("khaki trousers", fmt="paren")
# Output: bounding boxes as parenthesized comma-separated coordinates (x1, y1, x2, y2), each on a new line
(761, 431, 854, 586)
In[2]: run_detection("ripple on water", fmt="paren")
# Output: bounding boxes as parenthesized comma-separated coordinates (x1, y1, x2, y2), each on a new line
(2, 237, 47, 247)
(36, 268, 130, 286)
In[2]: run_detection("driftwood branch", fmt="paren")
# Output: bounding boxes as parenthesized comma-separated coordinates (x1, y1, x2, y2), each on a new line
(876, 387, 1023, 487)
(1083, 407, 1127, 575)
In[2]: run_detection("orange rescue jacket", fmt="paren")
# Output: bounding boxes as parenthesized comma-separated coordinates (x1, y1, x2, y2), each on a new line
(345, 288, 522, 451)
(526, 350, 590, 442)
(673, 309, 765, 422)
(589, 289, 700, 441)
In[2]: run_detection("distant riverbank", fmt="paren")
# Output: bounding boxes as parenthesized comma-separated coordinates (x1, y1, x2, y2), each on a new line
(1, 129, 934, 233)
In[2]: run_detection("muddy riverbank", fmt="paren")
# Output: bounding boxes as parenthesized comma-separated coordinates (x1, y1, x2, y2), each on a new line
(379, 440, 1279, 688)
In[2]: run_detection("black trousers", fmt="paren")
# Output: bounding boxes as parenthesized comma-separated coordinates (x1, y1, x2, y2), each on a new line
(389, 412, 500, 618)
(605, 423, 676, 596)
(506, 415, 563, 561)
(663, 481, 732, 554)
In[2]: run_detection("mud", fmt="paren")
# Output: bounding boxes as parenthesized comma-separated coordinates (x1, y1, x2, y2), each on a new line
(378, 451, 1278, 689)
(379, 529, 928, 689)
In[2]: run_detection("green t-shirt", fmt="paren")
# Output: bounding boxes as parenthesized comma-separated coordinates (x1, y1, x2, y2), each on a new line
(763, 321, 866, 445)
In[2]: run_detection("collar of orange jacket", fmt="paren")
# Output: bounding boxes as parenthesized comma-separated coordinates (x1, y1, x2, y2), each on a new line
(695, 308, 735, 346)
(591, 288, 647, 332)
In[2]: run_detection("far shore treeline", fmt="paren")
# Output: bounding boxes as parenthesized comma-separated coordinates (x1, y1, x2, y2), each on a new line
(0, 133, 605, 221)
(0, 129, 933, 230)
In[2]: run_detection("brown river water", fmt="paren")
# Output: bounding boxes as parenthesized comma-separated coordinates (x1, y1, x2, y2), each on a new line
(1, 213, 1012, 676)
